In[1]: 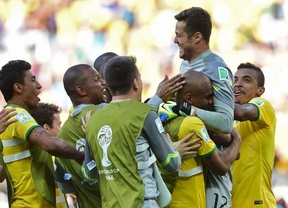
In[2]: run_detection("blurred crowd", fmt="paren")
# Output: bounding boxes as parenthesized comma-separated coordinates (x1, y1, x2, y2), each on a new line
(0, 0, 287, 207)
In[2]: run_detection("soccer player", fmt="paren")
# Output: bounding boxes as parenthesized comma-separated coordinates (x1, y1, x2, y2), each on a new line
(159, 71, 241, 207)
(232, 62, 277, 207)
(161, 7, 235, 207)
(30, 103, 69, 208)
(0, 108, 17, 183)
(85, 55, 183, 207)
(0, 60, 84, 207)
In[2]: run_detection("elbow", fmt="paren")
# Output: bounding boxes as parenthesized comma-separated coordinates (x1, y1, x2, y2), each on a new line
(211, 167, 230, 176)
(210, 114, 233, 134)
(162, 155, 181, 172)
(214, 121, 233, 134)
(221, 123, 233, 134)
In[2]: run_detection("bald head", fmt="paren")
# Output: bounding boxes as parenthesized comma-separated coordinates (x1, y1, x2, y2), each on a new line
(94, 52, 118, 78)
(63, 64, 92, 97)
(175, 71, 213, 109)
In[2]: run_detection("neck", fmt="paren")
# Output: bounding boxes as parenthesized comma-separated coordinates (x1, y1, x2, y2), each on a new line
(188, 46, 210, 62)
(112, 94, 139, 102)
(7, 100, 29, 112)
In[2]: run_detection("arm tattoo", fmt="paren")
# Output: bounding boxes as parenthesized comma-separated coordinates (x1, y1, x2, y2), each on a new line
(33, 127, 46, 138)
(63, 144, 76, 158)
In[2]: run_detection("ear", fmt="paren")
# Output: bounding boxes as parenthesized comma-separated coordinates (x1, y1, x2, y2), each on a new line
(76, 86, 86, 96)
(256, 86, 265, 97)
(13, 83, 23, 93)
(43, 123, 50, 131)
(132, 79, 138, 91)
(185, 92, 193, 104)
(193, 32, 202, 44)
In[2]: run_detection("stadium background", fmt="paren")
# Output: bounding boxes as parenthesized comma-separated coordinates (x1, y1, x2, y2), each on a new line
(0, 0, 287, 207)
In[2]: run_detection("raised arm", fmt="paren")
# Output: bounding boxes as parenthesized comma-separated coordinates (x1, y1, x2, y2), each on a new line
(142, 111, 181, 172)
(195, 96, 234, 134)
(29, 127, 84, 163)
(146, 74, 185, 111)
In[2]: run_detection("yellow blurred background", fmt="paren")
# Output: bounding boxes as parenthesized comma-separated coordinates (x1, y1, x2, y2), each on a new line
(0, 0, 287, 206)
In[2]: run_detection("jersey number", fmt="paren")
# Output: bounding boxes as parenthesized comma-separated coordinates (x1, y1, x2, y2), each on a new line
(213, 193, 228, 208)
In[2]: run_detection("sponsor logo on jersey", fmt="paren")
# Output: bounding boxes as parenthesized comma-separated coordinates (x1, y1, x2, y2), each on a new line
(16, 112, 32, 124)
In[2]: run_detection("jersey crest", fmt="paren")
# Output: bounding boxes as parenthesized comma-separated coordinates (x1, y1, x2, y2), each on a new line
(98, 125, 112, 167)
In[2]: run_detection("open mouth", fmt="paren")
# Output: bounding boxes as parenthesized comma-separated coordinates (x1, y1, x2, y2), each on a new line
(101, 88, 111, 103)
(234, 90, 244, 96)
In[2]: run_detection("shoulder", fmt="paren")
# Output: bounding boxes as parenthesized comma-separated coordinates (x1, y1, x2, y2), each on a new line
(14, 108, 36, 125)
(250, 97, 271, 105)
(249, 97, 274, 112)
(180, 116, 205, 131)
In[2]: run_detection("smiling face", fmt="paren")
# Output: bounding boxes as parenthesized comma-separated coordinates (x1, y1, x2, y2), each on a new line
(233, 68, 265, 105)
(19, 70, 42, 111)
(174, 21, 195, 61)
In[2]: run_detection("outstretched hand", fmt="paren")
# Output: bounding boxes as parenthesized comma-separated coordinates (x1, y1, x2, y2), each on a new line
(156, 74, 185, 102)
(173, 132, 201, 157)
(0, 108, 18, 134)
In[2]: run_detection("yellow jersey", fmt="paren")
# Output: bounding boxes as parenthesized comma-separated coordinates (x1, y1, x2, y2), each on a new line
(0, 105, 55, 208)
(165, 116, 216, 208)
(232, 97, 277, 208)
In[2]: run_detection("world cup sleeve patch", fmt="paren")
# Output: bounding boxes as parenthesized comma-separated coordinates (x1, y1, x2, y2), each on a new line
(251, 99, 264, 106)
(218, 67, 229, 81)
(200, 126, 210, 142)
(155, 117, 165, 134)
(16, 112, 32, 124)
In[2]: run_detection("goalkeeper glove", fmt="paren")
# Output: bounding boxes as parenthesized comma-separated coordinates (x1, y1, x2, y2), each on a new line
(158, 101, 195, 125)
(158, 101, 178, 125)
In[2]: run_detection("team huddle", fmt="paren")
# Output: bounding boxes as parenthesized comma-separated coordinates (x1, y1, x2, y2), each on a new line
(0, 6, 277, 208)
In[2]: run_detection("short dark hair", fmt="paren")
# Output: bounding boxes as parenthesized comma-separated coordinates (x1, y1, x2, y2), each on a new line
(237, 62, 265, 87)
(104, 56, 138, 95)
(0, 60, 31, 102)
(93, 52, 118, 78)
(63, 64, 93, 98)
(174, 7, 212, 43)
(30, 102, 62, 128)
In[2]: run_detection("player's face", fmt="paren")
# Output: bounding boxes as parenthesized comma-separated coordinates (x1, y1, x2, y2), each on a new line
(174, 21, 194, 61)
(233, 68, 260, 105)
(191, 87, 213, 110)
(83, 67, 106, 105)
(21, 70, 42, 111)
(46, 113, 61, 137)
